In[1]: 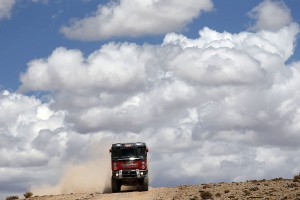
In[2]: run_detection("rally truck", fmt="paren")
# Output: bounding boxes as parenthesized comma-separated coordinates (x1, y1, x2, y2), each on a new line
(109, 142, 149, 193)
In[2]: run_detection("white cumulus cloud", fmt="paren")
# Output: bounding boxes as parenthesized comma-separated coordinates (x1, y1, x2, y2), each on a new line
(248, 0, 293, 31)
(0, 0, 15, 20)
(60, 0, 213, 40)
(17, 19, 300, 191)
(0, 90, 69, 195)
(2, 1, 300, 197)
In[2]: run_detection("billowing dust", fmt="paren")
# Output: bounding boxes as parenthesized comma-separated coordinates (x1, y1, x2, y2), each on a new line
(31, 141, 112, 195)
(31, 158, 111, 195)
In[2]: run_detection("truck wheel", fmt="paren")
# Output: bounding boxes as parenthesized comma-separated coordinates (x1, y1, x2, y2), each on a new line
(111, 179, 121, 193)
(142, 177, 149, 191)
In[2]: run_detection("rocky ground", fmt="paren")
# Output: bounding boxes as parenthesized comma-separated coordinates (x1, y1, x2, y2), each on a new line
(11, 175, 300, 200)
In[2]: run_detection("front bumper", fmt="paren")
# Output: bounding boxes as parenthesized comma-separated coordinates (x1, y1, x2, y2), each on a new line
(112, 169, 148, 179)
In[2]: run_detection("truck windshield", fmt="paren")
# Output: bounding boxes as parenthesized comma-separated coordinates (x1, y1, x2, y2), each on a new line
(112, 147, 146, 159)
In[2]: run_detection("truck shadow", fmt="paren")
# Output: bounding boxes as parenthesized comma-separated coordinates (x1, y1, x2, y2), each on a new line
(104, 186, 146, 194)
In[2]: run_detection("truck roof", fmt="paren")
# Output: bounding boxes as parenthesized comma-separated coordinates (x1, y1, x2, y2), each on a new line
(111, 142, 146, 148)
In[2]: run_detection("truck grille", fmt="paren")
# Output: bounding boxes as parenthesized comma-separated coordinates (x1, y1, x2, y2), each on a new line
(122, 170, 138, 178)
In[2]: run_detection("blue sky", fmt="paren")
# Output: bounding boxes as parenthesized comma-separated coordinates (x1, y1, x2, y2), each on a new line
(1, 0, 299, 90)
(1, 0, 300, 198)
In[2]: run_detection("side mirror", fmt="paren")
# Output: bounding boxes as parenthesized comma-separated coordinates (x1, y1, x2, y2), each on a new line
(146, 147, 149, 152)
(109, 149, 112, 153)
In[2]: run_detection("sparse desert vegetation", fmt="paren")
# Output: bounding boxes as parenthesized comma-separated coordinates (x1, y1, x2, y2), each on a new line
(200, 190, 213, 199)
(23, 191, 33, 198)
(6, 196, 19, 200)
(6, 174, 300, 200)
(294, 173, 300, 182)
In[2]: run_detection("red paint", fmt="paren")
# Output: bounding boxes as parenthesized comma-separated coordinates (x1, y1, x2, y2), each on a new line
(112, 159, 148, 171)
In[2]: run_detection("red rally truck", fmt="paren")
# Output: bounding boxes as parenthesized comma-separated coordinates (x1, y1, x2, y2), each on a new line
(110, 142, 149, 192)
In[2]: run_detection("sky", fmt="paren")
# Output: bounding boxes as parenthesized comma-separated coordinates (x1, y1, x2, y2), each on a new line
(1, 0, 300, 198)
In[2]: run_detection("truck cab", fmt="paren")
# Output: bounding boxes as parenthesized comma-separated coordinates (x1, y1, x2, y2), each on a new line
(110, 142, 149, 192)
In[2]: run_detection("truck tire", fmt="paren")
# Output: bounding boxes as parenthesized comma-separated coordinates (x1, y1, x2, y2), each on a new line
(111, 179, 121, 193)
(142, 177, 149, 191)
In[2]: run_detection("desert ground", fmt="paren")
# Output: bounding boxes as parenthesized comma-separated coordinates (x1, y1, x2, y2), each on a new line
(12, 174, 300, 200)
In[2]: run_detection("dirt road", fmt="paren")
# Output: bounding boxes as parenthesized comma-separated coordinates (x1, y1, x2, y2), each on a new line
(16, 176, 300, 200)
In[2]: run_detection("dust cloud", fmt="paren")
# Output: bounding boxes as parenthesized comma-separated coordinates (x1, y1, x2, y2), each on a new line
(32, 158, 111, 195)
(31, 142, 112, 195)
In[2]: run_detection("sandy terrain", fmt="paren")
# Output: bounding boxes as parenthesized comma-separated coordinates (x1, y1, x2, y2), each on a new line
(15, 175, 300, 200)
